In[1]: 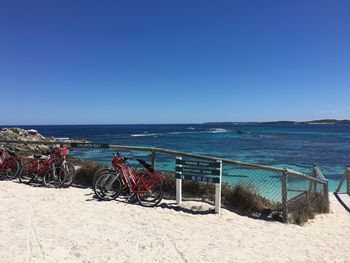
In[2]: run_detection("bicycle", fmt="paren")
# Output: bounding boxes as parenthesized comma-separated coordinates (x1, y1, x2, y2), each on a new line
(52, 145, 76, 187)
(93, 153, 165, 207)
(0, 146, 21, 180)
(19, 146, 68, 188)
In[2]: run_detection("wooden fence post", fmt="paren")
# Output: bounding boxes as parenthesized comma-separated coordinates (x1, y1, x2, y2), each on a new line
(282, 170, 288, 223)
(323, 180, 330, 213)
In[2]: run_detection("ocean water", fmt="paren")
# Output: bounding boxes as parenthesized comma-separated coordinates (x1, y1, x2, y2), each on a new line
(2, 124, 349, 192)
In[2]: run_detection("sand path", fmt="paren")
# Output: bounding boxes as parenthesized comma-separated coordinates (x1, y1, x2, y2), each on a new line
(0, 181, 349, 263)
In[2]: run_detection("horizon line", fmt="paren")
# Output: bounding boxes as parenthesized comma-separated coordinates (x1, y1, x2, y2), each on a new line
(1, 118, 349, 126)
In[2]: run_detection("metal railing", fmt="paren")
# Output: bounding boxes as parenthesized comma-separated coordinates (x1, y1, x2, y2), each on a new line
(0, 139, 330, 222)
(336, 167, 350, 196)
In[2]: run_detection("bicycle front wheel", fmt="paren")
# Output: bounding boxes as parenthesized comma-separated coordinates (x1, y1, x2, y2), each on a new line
(93, 172, 122, 201)
(4, 160, 21, 180)
(18, 166, 33, 184)
(93, 168, 114, 187)
(43, 167, 67, 188)
(62, 162, 76, 187)
(136, 179, 163, 207)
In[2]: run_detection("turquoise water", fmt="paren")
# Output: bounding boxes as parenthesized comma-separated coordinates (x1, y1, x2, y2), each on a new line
(3, 124, 349, 192)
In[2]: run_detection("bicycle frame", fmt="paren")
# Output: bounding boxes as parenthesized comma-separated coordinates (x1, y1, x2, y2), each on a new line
(22, 157, 55, 178)
(21, 146, 70, 179)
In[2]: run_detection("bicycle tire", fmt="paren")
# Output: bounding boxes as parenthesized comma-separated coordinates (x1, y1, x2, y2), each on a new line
(4, 160, 21, 180)
(93, 172, 122, 201)
(18, 165, 33, 184)
(43, 166, 67, 188)
(62, 162, 76, 187)
(136, 179, 163, 207)
(92, 168, 114, 187)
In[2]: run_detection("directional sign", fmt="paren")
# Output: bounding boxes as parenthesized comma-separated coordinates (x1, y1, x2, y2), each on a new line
(70, 142, 110, 149)
(175, 157, 221, 184)
(175, 166, 220, 176)
(175, 157, 222, 214)
(175, 159, 220, 168)
(175, 174, 220, 183)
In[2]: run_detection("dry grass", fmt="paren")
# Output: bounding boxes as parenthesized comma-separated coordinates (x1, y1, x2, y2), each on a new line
(67, 157, 105, 186)
(288, 192, 329, 225)
(221, 183, 273, 214)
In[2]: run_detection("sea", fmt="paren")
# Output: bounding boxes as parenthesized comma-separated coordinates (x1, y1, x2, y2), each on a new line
(1, 124, 349, 192)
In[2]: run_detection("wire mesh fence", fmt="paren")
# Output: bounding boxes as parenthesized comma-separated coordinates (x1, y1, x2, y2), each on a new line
(222, 164, 282, 202)
(0, 139, 330, 222)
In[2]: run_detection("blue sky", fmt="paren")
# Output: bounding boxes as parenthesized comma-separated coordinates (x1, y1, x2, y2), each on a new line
(0, 0, 349, 124)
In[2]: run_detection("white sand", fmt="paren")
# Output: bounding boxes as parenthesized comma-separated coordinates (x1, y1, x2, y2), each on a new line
(0, 181, 349, 263)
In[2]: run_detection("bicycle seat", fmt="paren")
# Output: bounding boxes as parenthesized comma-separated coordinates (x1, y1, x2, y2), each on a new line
(33, 154, 42, 159)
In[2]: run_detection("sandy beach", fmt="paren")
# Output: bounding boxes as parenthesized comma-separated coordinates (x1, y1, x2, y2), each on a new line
(0, 181, 349, 263)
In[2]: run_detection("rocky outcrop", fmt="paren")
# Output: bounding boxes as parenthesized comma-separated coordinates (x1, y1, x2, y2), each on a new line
(0, 128, 55, 152)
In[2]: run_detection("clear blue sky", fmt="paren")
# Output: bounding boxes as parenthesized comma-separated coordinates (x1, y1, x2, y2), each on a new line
(1, 0, 349, 124)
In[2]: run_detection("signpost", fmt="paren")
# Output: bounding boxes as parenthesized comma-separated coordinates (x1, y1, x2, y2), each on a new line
(175, 157, 222, 214)
(70, 142, 110, 149)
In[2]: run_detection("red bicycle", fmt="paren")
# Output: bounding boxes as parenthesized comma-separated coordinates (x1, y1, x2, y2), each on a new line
(93, 153, 165, 207)
(0, 146, 21, 180)
(52, 146, 76, 187)
(19, 146, 69, 188)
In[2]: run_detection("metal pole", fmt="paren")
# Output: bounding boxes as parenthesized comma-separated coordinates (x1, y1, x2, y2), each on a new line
(282, 170, 288, 223)
(151, 149, 156, 169)
(176, 157, 182, 205)
(347, 168, 350, 196)
(335, 169, 348, 193)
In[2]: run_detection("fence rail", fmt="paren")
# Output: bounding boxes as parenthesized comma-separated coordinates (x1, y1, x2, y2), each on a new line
(0, 139, 330, 222)
(336, 167, 350, 196)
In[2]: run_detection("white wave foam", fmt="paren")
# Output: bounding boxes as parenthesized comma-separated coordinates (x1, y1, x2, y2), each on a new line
(55, 137, 70, 141)
(131, 133, 157, 137)
(208, 128, 227, 134)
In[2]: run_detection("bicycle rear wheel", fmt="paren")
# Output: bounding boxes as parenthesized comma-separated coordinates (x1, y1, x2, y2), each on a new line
(93, 172, 122, 201)
(43, 167, 67, 188)
(136, 179, 163, 207)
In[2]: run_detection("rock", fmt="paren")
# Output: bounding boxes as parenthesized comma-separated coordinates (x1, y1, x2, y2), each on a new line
(27, 129, 38, 135)
(0, 127, 86, 152)
(0, 127, 54, 152)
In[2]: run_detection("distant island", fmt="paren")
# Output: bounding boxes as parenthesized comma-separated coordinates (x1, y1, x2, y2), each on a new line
(203, 119, 350, 125)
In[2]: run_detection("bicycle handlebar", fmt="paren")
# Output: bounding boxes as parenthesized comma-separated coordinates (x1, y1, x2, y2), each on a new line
(115, 152, 154, 171)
